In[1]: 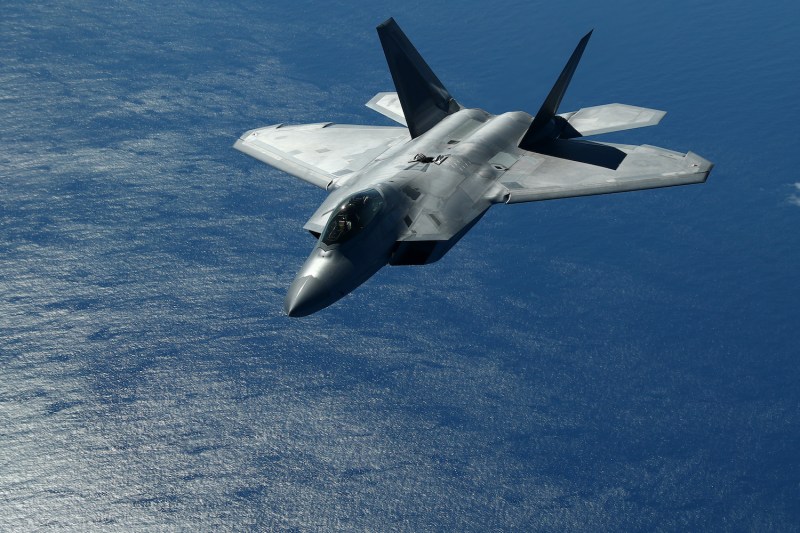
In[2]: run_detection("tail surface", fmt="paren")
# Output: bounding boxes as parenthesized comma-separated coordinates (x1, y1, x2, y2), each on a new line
(522, 30, 592, 145)
(519, 30, 627, 170)
(377, 18, 460, 138)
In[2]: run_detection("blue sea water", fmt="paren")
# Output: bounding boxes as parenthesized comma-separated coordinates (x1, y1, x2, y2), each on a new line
(1, 0, 798, 530)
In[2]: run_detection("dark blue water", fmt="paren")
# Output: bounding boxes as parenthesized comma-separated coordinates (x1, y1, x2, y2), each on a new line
(1, 1, 798, 530)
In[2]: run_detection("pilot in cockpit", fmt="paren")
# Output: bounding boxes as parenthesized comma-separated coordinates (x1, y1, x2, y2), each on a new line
(321, 189, 384, 246)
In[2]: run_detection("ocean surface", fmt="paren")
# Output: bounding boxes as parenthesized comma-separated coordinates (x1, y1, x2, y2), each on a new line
(1, 1, 798, 530)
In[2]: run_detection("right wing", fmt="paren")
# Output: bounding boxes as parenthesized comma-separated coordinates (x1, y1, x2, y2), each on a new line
(234, 123, 409, 190)
(500, 143, 713, 204)
(559, 103, 665, 137)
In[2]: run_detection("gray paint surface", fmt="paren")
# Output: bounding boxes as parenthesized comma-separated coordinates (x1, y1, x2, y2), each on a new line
(234, 24, 712, 316)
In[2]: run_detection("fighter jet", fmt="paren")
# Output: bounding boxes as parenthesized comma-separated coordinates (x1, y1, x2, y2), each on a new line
(234, 18, 713, 317)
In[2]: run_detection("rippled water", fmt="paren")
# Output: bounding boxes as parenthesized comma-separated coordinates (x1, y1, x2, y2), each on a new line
(1, 1, 798, 530)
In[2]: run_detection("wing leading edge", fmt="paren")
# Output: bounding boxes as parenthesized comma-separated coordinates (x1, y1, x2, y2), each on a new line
(234, 123, 409, 190)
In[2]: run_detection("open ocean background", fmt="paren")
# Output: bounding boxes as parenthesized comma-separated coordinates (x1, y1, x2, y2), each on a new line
(1, 0, 798, 530)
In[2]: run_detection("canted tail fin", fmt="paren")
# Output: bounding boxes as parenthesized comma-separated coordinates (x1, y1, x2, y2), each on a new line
(519, 30, 627, 170)
(377, 18, 460, 138)
(523, 30, 592, 144)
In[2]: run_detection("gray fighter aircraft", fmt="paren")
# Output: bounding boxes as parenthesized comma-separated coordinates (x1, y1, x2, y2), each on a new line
(234, 18, 713, 317)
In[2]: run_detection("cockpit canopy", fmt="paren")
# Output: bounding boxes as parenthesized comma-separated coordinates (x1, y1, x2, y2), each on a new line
(321, 189, 385, 246)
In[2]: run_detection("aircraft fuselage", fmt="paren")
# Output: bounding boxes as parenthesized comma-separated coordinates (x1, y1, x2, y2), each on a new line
(235, 19, 712, 317)
(284, 109, 531, 316)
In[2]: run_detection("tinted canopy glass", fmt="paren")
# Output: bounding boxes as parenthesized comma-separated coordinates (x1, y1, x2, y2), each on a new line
(321, 189, 384, 246)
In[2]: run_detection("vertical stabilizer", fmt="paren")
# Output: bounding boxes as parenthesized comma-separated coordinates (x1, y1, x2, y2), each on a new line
(520, 30, 592, 147)
(519, 30, 627, 170)
(533, 31, 592, 134)
(377, 18, 460, 138)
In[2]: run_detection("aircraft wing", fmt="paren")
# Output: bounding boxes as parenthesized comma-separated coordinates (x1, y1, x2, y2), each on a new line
(234, 123, 410, 190)
(500, 143, 713, 204)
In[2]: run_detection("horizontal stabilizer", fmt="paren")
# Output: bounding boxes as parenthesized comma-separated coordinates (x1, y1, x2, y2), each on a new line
(559, 103, 666, 137)
(366, 92, 407, 126)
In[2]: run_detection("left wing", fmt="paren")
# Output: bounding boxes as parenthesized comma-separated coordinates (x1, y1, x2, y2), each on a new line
(499, 143, 713, 204)
(234, 123, 409, 189)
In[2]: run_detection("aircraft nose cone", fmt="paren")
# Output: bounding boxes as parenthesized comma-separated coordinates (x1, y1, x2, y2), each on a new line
(284, 275, 330, 317)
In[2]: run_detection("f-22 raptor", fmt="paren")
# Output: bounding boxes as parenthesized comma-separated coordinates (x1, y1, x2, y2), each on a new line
(234, 18, 712, 317)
